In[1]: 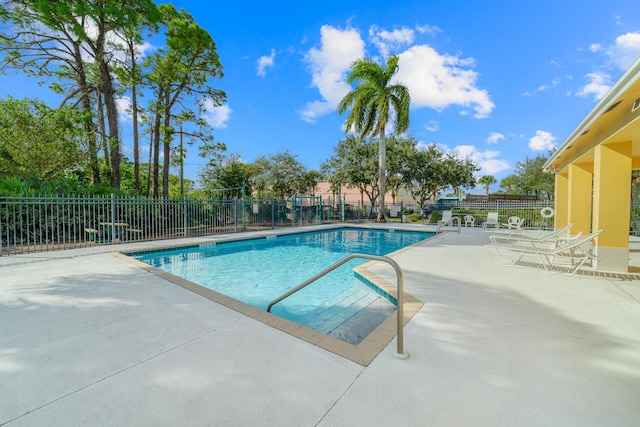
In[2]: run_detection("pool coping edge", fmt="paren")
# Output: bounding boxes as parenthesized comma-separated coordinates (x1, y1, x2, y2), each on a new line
(111, 251, 426, 367)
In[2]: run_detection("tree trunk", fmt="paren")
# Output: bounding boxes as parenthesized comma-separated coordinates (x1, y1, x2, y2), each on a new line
(84, 113, 101, 185)
(102, 67, 121, 190)
(129, 40, 140, 192)
(96, 89, 110, 172)
(377, 131, 387, 222)
(162, 91, 171, 199)
(73, 41, 100, 185)
(152, 107, 161, 199)
(95, 21, 120, 189)
(146, 126, 154, 197)
(368, 195, 377, 219)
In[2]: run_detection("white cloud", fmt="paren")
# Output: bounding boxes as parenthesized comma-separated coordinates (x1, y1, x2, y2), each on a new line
(425, 120, 438, 132)
(301, 24, 494, 123)
(589, 44, 602, 53)
(576, 72, 611, 100)
(606, 32, 640, 70)
(615, 15, 624, 26)
(395, 45, 495, 118)
(453, 144, 476, 158)
(452, 145, 510, 175)
(81, 18, 156, 64)
(486, 132, 504, 144)
(369, 25, 415, 58)
(133, 41, 155, 61)
(301, 25, 365, 122)
(529, 130, 557, 151)
(478, 158, 511, 176)
(256, 49, 276, 77)
(415, 140, 431, 151)
(537, 77, 560, 92)
(116, 97, 132, 122)
(203, 99, 232, 128)
(523, 77, 561, 96)
(415, 24, 442, 36)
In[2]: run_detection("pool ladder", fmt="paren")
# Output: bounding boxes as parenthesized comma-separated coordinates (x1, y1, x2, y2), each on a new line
(267, 253, 409, 359)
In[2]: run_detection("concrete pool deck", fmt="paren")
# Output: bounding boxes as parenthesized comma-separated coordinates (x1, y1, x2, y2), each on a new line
(1, 224, 639, 426)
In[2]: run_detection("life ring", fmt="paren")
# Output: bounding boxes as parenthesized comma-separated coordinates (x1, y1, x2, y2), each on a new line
(540, 207, 554, 219)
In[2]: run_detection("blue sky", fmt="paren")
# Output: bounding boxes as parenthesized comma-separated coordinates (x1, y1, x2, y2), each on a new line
(2, 1, 640, 193)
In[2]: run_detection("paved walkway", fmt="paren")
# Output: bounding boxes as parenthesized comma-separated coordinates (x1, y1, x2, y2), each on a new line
(1, 226, 639, 426)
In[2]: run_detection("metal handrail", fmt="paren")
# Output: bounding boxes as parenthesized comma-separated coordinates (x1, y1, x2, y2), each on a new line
(436, 215, 462, 234)
(267, 253, 408, 358)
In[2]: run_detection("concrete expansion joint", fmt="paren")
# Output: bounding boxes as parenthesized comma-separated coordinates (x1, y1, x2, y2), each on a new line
(314, 367, 365, 426)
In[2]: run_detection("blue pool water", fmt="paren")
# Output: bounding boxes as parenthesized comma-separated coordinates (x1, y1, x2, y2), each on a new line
(131, 227, 432, 325)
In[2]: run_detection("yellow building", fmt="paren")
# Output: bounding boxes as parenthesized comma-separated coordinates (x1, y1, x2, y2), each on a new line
(544, 57, 640, 272)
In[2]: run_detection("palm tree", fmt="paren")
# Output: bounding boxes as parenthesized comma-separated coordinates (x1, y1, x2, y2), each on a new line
(478, 175, 497, 196)
(338, 55, 410, 222)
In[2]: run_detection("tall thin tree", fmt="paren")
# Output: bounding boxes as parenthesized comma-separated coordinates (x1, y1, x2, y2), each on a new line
(337, 54, 410, 222)
(145, 4, 225, 199)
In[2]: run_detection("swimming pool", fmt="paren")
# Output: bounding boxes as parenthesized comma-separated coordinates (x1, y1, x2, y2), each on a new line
(131, 227, 433, 341)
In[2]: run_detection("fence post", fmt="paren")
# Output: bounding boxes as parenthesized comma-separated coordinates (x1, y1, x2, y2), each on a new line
(271, 199, 275, 229)
(400, 201, 404, 223)
(183, 196, 188, 237)
(110, 194, 116, 244)
(329, 196, 332, 221)
(234, 200, 238, 233)
(0, 198, 3, 257)
(242, 197, 246, 231)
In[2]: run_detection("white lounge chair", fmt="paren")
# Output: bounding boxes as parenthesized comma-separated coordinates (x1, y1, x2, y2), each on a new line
(489, 223, 576, 245)
(482, 212, 500, 228)
(437, 210, 453, 226)
(435, 210, 461, 232)
(485, 229, 603, 276)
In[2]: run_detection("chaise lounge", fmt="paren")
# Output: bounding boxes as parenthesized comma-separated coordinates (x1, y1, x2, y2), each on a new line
(485, 229, 603, 276)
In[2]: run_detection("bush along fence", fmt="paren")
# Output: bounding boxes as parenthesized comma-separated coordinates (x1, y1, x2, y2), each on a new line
(423, 201, 557, 229)
(344, 200, 557, 228)
(0, 195, 563, 256)
(0, 194, 338, 256)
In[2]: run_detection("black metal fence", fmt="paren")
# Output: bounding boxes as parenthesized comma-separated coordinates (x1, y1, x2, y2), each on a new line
(346, 200, 556, 228)
(0, 195, 564, 256)
(0, 195, 330, 256)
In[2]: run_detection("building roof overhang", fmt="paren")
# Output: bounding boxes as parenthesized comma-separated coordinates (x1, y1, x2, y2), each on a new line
(544, 57, 640, 173)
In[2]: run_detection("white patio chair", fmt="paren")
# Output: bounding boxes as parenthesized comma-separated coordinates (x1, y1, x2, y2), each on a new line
(502, 216, 525, 230)
(464, 215, 475, 227)
(482, 212, 500, 228)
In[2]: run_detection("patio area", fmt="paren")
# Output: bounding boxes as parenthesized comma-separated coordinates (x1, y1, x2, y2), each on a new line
(1, 225, 639, 426)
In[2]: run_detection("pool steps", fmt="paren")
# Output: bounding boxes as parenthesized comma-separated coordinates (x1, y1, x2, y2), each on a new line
(294, 284, 386, 334)
(315, 291, 381, 334)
